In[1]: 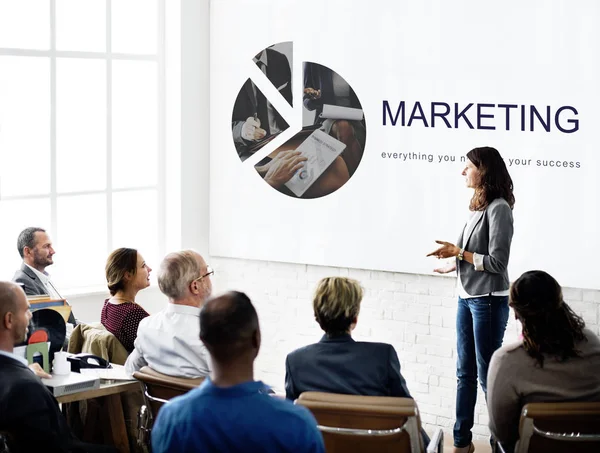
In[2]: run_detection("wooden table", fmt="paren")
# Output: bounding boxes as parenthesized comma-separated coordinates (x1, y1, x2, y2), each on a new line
(58, 380, 140, 453)
(57, 380, 139, 404)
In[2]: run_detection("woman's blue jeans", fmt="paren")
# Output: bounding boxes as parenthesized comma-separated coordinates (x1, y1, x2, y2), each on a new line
(453, 295, 509, 448)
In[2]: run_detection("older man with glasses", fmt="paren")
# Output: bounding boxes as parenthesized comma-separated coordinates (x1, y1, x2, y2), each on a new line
(125, 250, 214, 378)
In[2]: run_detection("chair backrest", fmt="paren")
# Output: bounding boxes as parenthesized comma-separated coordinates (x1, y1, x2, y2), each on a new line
(132, 366, 204, 418)
(296, 392, 423, 453)
(517, 401, 600, 453)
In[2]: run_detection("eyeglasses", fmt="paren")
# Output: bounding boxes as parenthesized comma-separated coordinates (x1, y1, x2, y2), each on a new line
(193, 266, 214, 283)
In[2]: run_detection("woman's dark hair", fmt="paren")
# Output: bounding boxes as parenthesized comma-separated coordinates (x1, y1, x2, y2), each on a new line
(467, 147, 515, 211)
(105, 248, 138, 296)
(510, 270, 587, 367)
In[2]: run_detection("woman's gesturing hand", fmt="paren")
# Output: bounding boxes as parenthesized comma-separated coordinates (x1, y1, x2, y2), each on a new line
(433, 262, 457, 274)
(427, 240, 460, 259)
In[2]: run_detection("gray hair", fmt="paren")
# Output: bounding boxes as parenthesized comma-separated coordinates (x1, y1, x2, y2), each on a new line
(17, 227, 46, 259)
(158, 250, 203, 300)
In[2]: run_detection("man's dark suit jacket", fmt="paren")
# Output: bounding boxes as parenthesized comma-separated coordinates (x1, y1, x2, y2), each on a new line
(12, 263, 76, 325)
(231, 48, 292, 159)
(0, 354, 81, 452)
(13, 263, 48, 296)
(285, 334, 411, 401)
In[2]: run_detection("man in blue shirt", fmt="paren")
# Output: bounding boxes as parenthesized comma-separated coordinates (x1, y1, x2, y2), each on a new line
(152, 291, 325, 453)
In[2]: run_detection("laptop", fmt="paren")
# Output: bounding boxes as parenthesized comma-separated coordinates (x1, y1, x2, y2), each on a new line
(42, 372, 100, 397)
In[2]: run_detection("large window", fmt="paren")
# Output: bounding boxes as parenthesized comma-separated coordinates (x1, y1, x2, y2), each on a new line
(0, 0, 166, 292)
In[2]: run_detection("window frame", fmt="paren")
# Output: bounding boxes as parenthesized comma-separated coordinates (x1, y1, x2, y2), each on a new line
(0, 0, 168, 293)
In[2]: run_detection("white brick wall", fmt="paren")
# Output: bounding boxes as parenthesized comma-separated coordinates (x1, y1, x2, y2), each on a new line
(211, 256, 600, 441)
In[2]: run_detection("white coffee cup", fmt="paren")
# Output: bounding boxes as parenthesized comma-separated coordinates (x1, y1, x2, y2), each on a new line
(53, 351, 71, 375)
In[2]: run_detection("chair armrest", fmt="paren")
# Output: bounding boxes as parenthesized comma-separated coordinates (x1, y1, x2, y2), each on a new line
(493, 440, 507, 453)
(426, 427, 444, 453)
(137, 366, 204, 389)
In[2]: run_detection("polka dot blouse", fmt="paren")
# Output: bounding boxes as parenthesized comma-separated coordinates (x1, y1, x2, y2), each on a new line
(101, 299, 150, 353)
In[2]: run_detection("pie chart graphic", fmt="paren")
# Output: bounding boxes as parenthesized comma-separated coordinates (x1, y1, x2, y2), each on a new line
(231, 41, 367, 199)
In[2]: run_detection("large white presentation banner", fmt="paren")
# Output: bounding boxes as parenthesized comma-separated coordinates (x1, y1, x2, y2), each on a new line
(209, 0, 600, 290)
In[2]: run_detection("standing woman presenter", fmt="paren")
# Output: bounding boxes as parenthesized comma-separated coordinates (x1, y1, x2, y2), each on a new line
(427, 146, 515, 453)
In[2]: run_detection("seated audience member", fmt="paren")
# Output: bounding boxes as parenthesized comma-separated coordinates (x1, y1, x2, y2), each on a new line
(101, 248, 151, 353)
(152, 291, 325, 453)
(488, 270, 600, 452)
(125, 250, 213, 377)
(285, 277, 430, 446)
(0, 281, 115, 453)
(12, 226, 77, 326)
(285, 277, 413, 399)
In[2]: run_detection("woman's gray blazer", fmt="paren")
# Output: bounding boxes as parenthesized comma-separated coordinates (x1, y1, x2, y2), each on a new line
(456, 198, 514, 295)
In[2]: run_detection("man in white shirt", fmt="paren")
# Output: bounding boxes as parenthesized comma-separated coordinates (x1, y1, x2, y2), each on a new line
(125, 250, 213, 378)
(12, 227, 76, 326)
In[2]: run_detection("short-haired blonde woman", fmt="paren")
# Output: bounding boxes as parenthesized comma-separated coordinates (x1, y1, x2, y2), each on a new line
(101, 247, 151, 352)
(285, 276, 411, 397)
(285, 277, 429, 445)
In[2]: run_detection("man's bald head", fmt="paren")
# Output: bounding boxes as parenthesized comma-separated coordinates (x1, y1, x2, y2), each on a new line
(0, 282, 23, 323)
(0, 281, 31, 346)
(200, 291, 260, 363)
